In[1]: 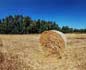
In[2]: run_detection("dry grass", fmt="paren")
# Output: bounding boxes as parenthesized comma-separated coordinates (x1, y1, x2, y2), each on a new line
(0, 50, 24, 70)
(0, 34, 86, 70)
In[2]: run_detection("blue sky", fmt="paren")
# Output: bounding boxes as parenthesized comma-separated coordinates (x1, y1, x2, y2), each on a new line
(0, 0, 86, 29)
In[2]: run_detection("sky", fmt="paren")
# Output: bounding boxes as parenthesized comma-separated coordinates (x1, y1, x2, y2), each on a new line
(0, 0, 86, 29)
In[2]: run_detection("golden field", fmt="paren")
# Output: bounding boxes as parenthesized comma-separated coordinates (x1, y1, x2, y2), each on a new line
(0, 34, 86, 70)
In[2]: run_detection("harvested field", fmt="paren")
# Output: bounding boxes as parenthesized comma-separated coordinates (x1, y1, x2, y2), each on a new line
(0, 34, 86, 70)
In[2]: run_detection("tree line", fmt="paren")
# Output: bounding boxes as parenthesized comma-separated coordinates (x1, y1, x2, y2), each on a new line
(0, 15, 86, 34)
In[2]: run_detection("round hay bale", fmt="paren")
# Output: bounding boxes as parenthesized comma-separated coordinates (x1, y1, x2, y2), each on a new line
(40, 30, 66, 57)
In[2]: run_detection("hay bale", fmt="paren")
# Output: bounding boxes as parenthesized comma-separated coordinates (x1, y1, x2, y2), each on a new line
(40, 30, 66, 57)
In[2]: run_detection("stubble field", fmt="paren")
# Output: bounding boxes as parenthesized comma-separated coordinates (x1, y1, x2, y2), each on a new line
(0, 34, 86, 70)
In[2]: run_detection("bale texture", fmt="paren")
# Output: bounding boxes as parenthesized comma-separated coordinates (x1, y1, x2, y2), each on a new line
(40, 30, 66, 57)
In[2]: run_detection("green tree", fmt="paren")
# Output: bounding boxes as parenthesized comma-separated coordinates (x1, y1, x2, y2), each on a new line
(0, 15, 85, 34)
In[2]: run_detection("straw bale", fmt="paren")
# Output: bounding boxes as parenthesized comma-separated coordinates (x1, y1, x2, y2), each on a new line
(40, 30, 66, 57)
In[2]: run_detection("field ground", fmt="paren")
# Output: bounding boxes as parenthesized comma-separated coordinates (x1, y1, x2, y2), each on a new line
(0, 34, 86, 70)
